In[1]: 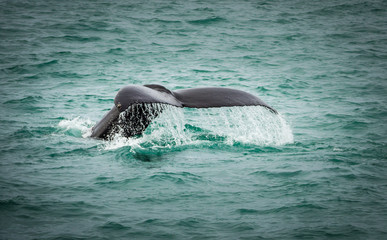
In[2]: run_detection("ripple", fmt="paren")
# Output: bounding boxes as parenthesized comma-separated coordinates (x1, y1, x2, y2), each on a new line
(43, 35, 102, 42)
(187, 16, 226, 25)
(98, 221, 132, 230)
(148, 171, 204, 185)
(94, 177, 142, 188)
(249, 170, 304, 178)
(4, 96, 43, 105)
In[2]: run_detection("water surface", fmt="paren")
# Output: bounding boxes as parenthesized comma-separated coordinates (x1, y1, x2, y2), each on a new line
(1, 0, 387, 239)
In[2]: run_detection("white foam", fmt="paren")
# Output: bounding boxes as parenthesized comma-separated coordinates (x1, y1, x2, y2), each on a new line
(58, 116, 93, 138)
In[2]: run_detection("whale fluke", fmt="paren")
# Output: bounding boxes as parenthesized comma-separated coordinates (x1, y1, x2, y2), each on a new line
(91, 84, 277, 139)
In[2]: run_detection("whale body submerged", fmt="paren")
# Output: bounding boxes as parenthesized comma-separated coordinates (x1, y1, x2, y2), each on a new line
(91, 84, 277, 140)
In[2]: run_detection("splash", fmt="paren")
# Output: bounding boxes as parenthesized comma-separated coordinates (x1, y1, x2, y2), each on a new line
(57, 105, 293, 150)
(58, 117, 93, 138)
(188, 106, 293, 146)
(101, 104, 293, 150)
(103, 105, 194, 151)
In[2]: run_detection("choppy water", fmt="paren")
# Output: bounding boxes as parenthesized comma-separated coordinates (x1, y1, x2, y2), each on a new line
(1, 0, 387, 239)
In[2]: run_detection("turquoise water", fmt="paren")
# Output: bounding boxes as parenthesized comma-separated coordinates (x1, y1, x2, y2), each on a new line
(1, 0, 387, 239)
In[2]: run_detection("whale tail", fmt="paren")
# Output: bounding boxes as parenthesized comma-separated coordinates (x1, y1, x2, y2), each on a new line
(91, 84, 277, 139)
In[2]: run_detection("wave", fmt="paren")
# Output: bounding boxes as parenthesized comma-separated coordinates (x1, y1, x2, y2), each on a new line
(58, 117, 93, 138)
(42, 35, 102, 42)
(187, 16, 226, 25)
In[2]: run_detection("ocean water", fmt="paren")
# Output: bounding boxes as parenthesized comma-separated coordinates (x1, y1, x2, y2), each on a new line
(1, 0, 387, 239)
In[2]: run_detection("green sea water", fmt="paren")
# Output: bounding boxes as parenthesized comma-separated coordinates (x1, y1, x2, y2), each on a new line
(1, 0, 387, 239)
